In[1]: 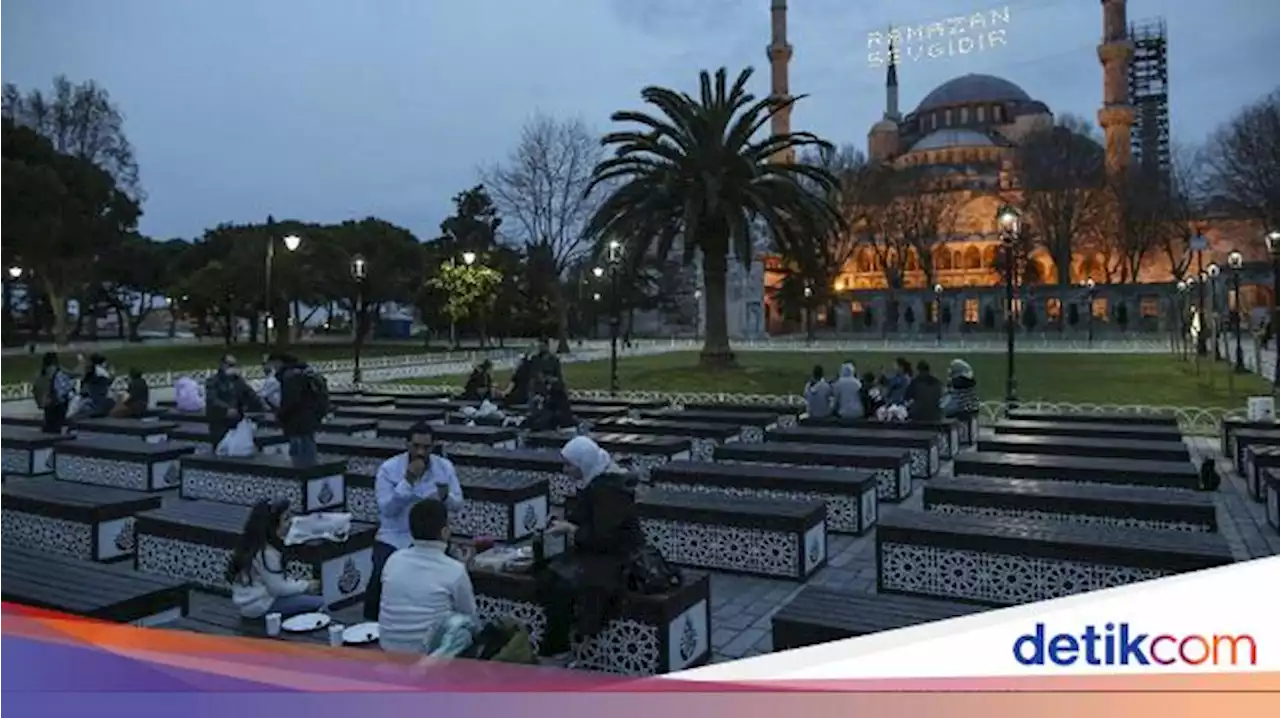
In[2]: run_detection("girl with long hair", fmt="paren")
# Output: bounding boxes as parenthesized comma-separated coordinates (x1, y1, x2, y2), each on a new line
(226, 499, 325, 619)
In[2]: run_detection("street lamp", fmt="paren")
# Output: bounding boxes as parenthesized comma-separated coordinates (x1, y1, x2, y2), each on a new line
(1228, 251, 1244, 372)
(350, 254, 368, 384)
(592, 266, 604, 279)
(803, 284, 814, 341)
(1084, 278, 1097, 347)
(264, 216, 302, 346)
(1206, 263, 1221, 361)
(1176, 279, 1189, 360)
(1193, 235, 1208, 357)
(606, 240, 623, 396)
(1267, 230, 1280, 387)
(462, 251, 477, 266)
(694, 289, 703, 341)
(996, 204, 1021, 410)
(933, 283, 943, 345)
(7, 266, 22, 280)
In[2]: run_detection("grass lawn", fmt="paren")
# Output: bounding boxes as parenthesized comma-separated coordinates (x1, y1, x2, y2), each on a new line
(1, 342, 439, 381)
(402, 350, 1273, 408)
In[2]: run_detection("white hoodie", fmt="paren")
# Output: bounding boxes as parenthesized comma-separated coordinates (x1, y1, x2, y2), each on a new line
(230, 546, 309, 618)
(831, 363, 865, 419)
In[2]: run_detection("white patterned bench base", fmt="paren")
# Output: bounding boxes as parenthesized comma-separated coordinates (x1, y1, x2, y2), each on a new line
(1, 510, 138, 562)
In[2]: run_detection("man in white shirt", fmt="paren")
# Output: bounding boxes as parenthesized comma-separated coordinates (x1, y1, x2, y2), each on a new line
(362, 422, 465, 621)
(378, 499, 476, 654)
(258, 354, 283, 412)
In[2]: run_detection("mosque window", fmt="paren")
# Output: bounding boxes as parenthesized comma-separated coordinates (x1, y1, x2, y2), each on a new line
(1047, 298, 1062, 320)
(930, 113, 938, 130)
(960, 107, 969, 124)
(963, 246, 982, 270)
(993, 105, 1004, 123)
(964, 298, 980, 323)
(976, 105, 986, 122)
(850, 301, 864, 315)
(982, 245, 999, 268)
(944, 109, 953, 126)
(935, 248, 952, 271)
(1140, 296, 1160, 317)
(1092, 297, 1109, 320)
(951, 250, 963, 269)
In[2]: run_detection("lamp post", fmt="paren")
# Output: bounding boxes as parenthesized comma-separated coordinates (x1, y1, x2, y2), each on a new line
(607, 240, 622, 396)
(933, 283, 943, 345)
(1084, 278, 1097, 347)
(1206, 263, 1221, 361)
(7, 266, 21, 280)
(1193, 236, 1208, 357)
(1175, 280, 1188, 359)
(350, 254, 368, 384)
(1187, 274, 1200, 366)
(694, 289, 703, 342)
(1267, 230, 1280, 387)
(803, 284, 814, 341)
(263, 215, 302, 346)
(997, 204, 1021, 410)
(1228, 250, 1245, 372)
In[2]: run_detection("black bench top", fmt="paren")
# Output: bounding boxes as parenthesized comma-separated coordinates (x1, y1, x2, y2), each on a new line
(878, 509, 1233, 573)
(395, 398, 480, 411)
(180, 452, 347, 479)
(715, 441, 910, 468)
(55, 435, 196, 461)
(1, 415, 46, 428)
(180, 591, 367, 643)
(3, 479, 164, 522)
(977, 434, 1191, 461)
(318, 417, 380, 432)
(642, 487, 824, 520)
(344, 461, 548, 494)
(570, 397, 669, 410)
(639, 408, 779, 426)
(446, 445, 565, 472)
(524, 430, 693, 455)
(1, 426, 75, 448)
(1247, 444, 1280, 459)
(70, 417, 178, 434)
(169, 423, 288, 446)
(593, 418, 741, 441)
(316, 435, 404, 458)
(680, 401, 802, 416)
(799, 416, 959, 432)
(652, 459, 879, 491)
(954, 451, 1199, 489)
(425, 424, 518, 442)
(135, 500, 377, 559)
(1007, 409, 1179, 426)
(995, 420, 1183, 440)
(773, 587, 981, 638)
(2, 547, 187, 620)
(766, 425, 937, 447)
(334, 406, 446, 422)
(925, 476, 1215, 512)
(1231, 427, 1280, 441)
(566, 405, 630, 420)
(329, 395, 396, 408)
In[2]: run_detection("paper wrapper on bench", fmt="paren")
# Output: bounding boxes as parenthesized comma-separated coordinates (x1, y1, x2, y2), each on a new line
(1248, 397, 1275, 422)
(286, 512, 353, 545)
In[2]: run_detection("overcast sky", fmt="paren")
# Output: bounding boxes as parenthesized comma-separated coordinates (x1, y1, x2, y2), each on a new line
(3, 0, 1275, 242)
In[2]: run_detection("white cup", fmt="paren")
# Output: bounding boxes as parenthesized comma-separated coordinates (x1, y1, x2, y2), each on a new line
(265, 612, 283, 637)
(328, 624, 345, 647)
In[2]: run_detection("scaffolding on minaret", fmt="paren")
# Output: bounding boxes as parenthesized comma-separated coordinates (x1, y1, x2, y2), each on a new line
(1128, 18, 1170, 178)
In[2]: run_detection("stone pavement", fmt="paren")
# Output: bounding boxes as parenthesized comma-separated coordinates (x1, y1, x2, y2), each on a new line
(699, 430, 1280, 664)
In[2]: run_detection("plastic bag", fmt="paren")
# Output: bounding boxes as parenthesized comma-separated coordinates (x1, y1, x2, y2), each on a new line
(284, 511, 352, 545)
(216, 418, 257, 457)
(67, 395, 85, 419)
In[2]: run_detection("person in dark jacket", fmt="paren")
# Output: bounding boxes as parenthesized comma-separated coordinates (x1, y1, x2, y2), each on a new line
(503, 347, 536, 407)
(529, 338, 563, 388)
(34, 351, 75, 433)
(276, 353, 329, 464)
(109, 368, 150, 418)
(205, 354, 266, 447)
(524, 377, 575, 432)
(905, 360, 944, 422)
(74, 353, 117, 419)
(944, 359, 981, 419)
(462, 360, 495, 401)
(537, 436, 646, 666)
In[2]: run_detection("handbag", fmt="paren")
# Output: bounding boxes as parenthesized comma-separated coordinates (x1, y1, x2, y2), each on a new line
(625, 543, 683, 595)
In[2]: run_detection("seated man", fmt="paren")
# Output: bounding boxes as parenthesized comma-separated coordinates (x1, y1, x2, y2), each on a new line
(109, 368, 150, 418)
(378, 499, 477, 655)
(524, 377, 575, 432)
(461, 360, 496, 401)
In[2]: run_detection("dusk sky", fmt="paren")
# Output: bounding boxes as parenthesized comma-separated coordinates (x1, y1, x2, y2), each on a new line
(3, 0, 1275, 242)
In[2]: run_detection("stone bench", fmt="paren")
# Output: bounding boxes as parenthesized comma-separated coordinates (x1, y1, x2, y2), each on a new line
(923, 477, 1218, 533)
(640, 409, 778, 443)
(315, 435, 403, 474)
(567, 405, 632, 424)
(679, 401, 803, 428)
(470, 567, 710, 675)
(995, 419, 1183, 443)
(55, 436, 196, 492)
(70, 417, 177, 444)
(639, 489, 826, 581)
(172, 590, 368, 643)
(1006, 409, 1179, 426)
(329, 394, 396, 409)
(135, 500, 376, 609)
(446, 445, 570, 504)
(771, 588, 981, 651)
(523, 430, 692, 481)
(333, 406, 447, 424)
(953, 451, 1200, 490)
(766, 426, 940, 479)
(1, 427, 74, 477)
(1264, 470, 1280, 535)
(315, 417, 380, 439)
(169, 423, 291, 456)
(445, 411, 514, 427)
(2, 480, 164, 561)
(1230, 428, 1280, 471)
(977, 434, 1192, 464)
(1242, 445, 1280, 502)
(650, 460, 878, 535)
(876, 510, 1233, 606)
(378, 421, 519, 451)
(343, 463, 550, 543)
(1, 414, 50, 432)
(180, 453, 348, 514)
(800, 416, 964, 458)
(714, 442, 913, 503)
(571, 397, 669, 410)
(2, 546, 188, 626)
(594, 418, 741, 462)
(1220, 418, 1278, 457)
(395, 397, 480, 412)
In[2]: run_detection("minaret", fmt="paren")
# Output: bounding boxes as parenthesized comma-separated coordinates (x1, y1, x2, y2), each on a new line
(1097, 0, 1135, 175)
(868, 30, 901, 162)
(767, 0, 794, 164)
(885, 33, 900, 121)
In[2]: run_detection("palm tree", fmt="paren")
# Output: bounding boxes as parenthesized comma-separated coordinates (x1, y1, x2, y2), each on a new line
(583, 67, 843, 367)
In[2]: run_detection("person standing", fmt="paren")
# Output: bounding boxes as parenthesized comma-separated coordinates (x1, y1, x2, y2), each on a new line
(802, 365, 834, 419)
(363, 423, 464, 622)
(205, 354, 265, 447)
(33, 352, 75, 434)
(258, 354, 284, 413)
(529, 338, 563, 388)
(276, 353, 330, 464)
(831, 362, 864, 421)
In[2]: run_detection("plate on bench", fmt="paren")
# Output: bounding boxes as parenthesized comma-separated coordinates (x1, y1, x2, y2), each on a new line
(343, 622, 380, 645)
(282, 613, 331, 632)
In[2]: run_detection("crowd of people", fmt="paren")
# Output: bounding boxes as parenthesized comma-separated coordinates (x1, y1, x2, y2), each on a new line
(461, 338, 577, 431)
(32, 351, 151, 433)
(801, 356, 981, 424)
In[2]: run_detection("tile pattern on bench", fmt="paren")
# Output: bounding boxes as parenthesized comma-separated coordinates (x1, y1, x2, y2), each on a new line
(1, 511, 94, 559)
(2, 446, 54, 476)
(925, 503, 1210, 533)
(640, 518, 822, 580)
(720, 460, 908, 502)
(57, 454, 182, 491)
(649, 481, 876, 535)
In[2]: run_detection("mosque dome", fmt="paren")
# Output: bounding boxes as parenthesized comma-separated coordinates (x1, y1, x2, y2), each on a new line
(910, 128, 996, 152)
(916, 74, 1032, 112)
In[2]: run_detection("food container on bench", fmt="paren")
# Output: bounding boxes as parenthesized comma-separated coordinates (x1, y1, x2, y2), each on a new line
(1248, 397, 1275, 422)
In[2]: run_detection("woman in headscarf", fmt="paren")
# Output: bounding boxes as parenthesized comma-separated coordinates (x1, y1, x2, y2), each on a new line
(944, 359, 980, 420)
(537, 436, 645, 666)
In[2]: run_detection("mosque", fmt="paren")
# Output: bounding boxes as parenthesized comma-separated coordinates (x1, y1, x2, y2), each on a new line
(741, 0, 1271, 338)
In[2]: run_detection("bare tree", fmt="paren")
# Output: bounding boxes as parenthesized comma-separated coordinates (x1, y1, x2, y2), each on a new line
(1156, 143, 1209, 282)
(1015, 114, 1106, 287)
(1205, 88, 1280, 229)
(481, 115, 603, 351)
(883, 167, 957, 289)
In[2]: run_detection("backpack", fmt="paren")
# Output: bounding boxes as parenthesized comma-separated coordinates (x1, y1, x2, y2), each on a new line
(32, 371, 52, 409)
(625, 543, 684, 595)
(300, 369, 331, 421)
(1198, 458, 1221, 492)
